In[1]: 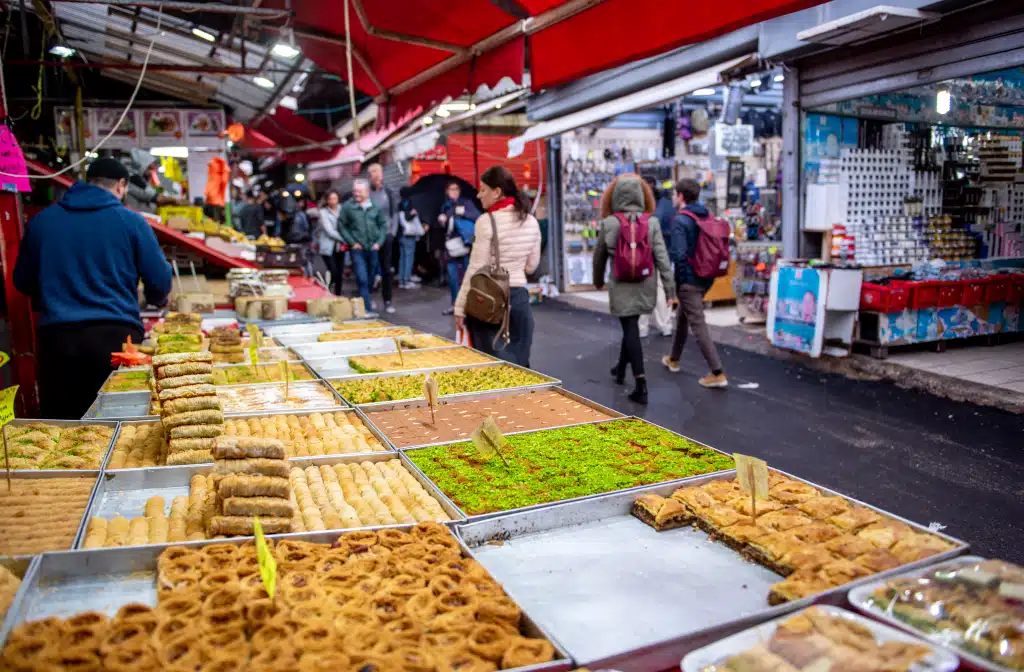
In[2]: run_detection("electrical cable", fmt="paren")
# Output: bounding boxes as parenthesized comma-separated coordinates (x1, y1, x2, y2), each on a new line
(0, 1, 164, 179)
(342, 0, 362, 147)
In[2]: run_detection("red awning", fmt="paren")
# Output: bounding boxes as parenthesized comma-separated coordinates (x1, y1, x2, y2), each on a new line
(273, 0, 823, 121)
(248, 108, 338, 164)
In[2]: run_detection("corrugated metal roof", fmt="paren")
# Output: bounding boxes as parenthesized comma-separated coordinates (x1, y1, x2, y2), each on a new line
(47, 2, 309, 122)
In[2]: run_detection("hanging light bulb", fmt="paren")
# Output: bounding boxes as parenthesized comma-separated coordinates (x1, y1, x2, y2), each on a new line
(936, 89, 951, 115)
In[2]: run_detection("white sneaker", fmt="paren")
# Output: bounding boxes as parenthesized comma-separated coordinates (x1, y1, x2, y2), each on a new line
(410, 277, 422, 284)
(385, 303, 396, 314)
(661, 330, 673, 337)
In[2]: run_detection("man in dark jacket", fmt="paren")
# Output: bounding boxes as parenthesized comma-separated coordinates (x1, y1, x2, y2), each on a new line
(237, 187, 266, 238)
(14, 158, 173, 418)
(339, 178, 387, 312)
(661, 178, 728, 388)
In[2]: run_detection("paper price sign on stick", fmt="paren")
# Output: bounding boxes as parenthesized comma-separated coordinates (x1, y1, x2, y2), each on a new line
(247, 324, 261, 369)
(0, 385, 19, 492)
(471, 416, 510, 468)
(279, 361, 290, 400)
(733, 453, 769, 523)
(393, 337, 405, 366)
(253, 517, 277, 599)
(423, 375, 439, 425)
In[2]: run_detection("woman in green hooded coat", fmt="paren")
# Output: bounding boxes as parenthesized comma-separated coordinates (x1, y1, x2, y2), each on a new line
(593, 174, 676, 405)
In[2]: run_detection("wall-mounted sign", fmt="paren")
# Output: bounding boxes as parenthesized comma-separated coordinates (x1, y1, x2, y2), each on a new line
(714, 122, 755, 157)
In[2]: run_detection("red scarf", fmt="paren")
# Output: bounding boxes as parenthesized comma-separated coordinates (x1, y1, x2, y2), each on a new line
(487, 197, 515, 213)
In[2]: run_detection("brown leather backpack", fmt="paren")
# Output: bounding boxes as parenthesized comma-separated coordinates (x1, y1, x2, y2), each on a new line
(464, 213, 511, 347)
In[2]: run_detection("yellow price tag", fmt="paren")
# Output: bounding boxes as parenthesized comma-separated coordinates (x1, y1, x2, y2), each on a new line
(247, 325, 262, 368)
(253, 517, 277, 599)
(0, 352, 9, 368)
(0, 386, 19, 427)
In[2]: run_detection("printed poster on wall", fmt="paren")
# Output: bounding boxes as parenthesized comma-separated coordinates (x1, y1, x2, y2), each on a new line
(88, 109, 138, 149)
(186, 109, 225, 141)
(769, 265, 824, 357)
(142, 110, 182, 146)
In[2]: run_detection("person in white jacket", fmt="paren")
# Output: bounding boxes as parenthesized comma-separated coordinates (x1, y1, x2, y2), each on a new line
(315, 190, 346, 296)
(454, 166, 541, 367)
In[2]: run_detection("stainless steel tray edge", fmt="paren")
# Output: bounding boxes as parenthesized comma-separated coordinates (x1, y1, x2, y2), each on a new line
(0, 554, 41, 645)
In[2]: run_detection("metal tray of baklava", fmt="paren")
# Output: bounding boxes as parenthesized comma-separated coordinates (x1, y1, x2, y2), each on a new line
(273, 326, 418, 349)
(302, 345, 473, 378)
(82, 391, 153, 420)
(293, 336, 426, 361)
(1, 526, 573, 672)
(79, 451, 464, 547)
(328, 360, 558, 407)
(105, 407, 395, 472)
(361, 386, 620, 450)
(454, 471, 969, 671)
(0, 470, 105, 556)
(401, 418, 733, 522)
(1, 418, 120, 474)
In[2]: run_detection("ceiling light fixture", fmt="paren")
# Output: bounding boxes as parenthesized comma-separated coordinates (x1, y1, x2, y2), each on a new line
(191, 27, 216, 42)
(273, 26, 301, 59)
(254, 76, 275, 89)
(692, 88, 717, 96)
(423, 116, 433, 125)
(49, 45, 76, 58)
(445, 102, 471, 111)
(280, 96, 298, 111)
(936, 89, 951, 115)
(774, 74, 785, 83)
(495, 103, 503, 109)
(749, 79, 762, 88)
(294, 173, 305, 182)
(435, 108, 451, 118)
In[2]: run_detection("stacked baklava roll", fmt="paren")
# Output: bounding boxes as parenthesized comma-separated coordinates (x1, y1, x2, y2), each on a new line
(208, 436, 293, 537)
(152, 352, 223, 465)
(209, 326, 245, 364)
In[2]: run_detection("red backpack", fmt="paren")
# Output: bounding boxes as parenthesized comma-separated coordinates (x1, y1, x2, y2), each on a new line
(612, 213, 654, 282)
(686, 209, 731, 278)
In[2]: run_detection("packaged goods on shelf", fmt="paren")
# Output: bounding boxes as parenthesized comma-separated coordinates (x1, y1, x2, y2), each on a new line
(332, 364, 553, 405)
(347, 347, 494, 374)
(409, 418, 734, 515)
(0, 422, 114, 470)
(367, 389, 617, 448)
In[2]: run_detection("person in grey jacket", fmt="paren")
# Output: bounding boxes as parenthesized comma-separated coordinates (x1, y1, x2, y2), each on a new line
(316, 190, 346, 296)
(593, 174, 675, 405)
(368, 163, 397, 313)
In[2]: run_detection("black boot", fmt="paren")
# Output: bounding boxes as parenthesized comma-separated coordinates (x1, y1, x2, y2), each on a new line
(628, 377, 648, 405)
(610, 363, 625, 385)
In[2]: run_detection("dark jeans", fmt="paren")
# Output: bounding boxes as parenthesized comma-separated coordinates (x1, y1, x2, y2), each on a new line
(466, 287, 534, 368)
(39, 320, 144, 419)
(371, 234, 395, 304)
(446, 256, 467, 304)
(320, 252, 344, 296)
(350, 248, 378, 312)
(617, 315, 645, 378)
(670, 284, 724, 372)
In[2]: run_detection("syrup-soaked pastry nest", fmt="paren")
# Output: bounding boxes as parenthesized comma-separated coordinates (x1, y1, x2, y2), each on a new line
(1, 523, 556, 670)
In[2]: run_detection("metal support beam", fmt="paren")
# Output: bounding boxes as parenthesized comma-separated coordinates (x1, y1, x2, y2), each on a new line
(781, 64, 800, 259)
(349, 0, 466, 54)
(49, 0, 291, 16)
(6, 58, 308, 74)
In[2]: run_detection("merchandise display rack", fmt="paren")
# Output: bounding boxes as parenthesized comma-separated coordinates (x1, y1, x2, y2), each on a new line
(0, 311, 995, 672)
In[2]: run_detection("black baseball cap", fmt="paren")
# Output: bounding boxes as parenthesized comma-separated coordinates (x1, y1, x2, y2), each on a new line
(86, 157, 130, 182)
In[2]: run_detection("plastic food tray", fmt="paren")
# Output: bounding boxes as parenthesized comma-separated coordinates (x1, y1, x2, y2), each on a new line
(680, 605, 959, 672)
(848, 555, 1017, 672)
(455, 471, 967, 671)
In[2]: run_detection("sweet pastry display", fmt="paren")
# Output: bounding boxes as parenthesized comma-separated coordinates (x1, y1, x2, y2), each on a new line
(409, 419, 734, 515)
(210, 362, 314, 385)
(317, 326, 414, 342)
(106, 422, 166, 468)
(101, 369, 150, 392)
(347, 347, 493, 374)
(632, 494, 690, 531)
(153, 352, 224, 465)
(223, 411, 387, 457)
(215, 382, 342, 413)
(333, 364, 549, 404)
(399, 334, 455, 349)
(331, 319, 392, 330)
(288, 460, 452, 532)
(366, 389, 613, 448)
(699, 607, 935, 672)
(209, 437, 294, 537)
(3, 524, 557, 670)
(209, 326, 245, 364)
(83, 494, 190, 547)
(1, 422, 114, 469)
(861, 558, 1024, 670)
(660, 473, 956, 605)
(0, 565, 21, 623)
(0, 477, 95, 554)
(153, 312, 203, 355)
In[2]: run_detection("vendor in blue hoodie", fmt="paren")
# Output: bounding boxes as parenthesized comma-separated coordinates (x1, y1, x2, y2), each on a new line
(14, 158, 172, 419)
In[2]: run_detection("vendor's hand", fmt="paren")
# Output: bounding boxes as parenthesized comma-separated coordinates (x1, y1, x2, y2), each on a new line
(423, 225, 429, 232)
(455, 315, 465, 332)
(410, 209, 418, 217)
(438, 213, 448, 224)
(372, 244, 380, 251)
(352, 243, 363, 250)
(669, 297, 679, 308)
(455, 206, 465, 216)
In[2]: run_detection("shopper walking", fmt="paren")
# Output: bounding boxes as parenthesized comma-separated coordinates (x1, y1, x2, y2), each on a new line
(661, 178, 728, 388)
(396, 187, 425, 288)
(339, 178, 387, 313)
(593, 174, 675, 405)
(316, 190, 346, 296)
(237, 187, 265, 238)
(438, 181, 480, 316)
(454, 166, 541, 367)
(641, 178, 676, 337)
(14, 158, 172, 418)
(367, 163, 397, 314)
